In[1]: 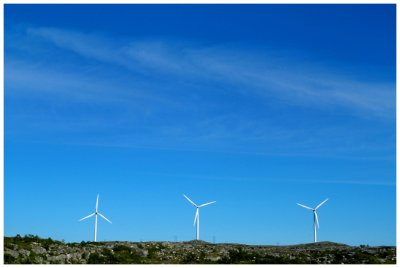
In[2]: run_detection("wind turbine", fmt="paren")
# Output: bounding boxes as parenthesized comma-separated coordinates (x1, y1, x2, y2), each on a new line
(297, 198, 329, 243)
(183, 194, 216, 241)
(79, 194, 112, 242)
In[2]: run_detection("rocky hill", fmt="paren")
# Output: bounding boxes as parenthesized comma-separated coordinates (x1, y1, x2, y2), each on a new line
(4, 235, 396, 264)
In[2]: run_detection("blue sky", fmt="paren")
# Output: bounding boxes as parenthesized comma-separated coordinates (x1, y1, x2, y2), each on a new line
(4, 4, 396, 246)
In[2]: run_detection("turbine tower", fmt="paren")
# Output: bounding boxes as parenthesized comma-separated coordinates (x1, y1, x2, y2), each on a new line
(297, 198, 329, 243)
(183, 194, 216, 241)
(79, 194, 112, 242)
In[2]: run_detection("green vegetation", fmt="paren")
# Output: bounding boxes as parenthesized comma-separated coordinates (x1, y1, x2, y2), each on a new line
(4, 235, 396, 264)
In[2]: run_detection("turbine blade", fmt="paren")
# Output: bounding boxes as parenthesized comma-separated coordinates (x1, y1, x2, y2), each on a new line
(96, 194, 99, 212)
(314, 211, 320, 228)
(199, 201, 216, 208)
(79, 213, 95, 221)
(297, 203, 313, 210)
(183, 194, 198, 207)
(194, 208, 199, 226)
(315, 198, 329, 210)
(98, 213, 112, 224)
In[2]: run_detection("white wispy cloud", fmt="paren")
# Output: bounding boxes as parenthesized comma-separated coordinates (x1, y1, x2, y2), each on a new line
(27, 27, 122, 66)
(189, 49, 395, 118)
(5, 25, 395, 160)
(25, 26, 395, 119)
(146, 172, 396, 187)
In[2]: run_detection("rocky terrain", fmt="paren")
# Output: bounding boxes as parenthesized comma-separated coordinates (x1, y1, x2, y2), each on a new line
(4, 235, 396, 264)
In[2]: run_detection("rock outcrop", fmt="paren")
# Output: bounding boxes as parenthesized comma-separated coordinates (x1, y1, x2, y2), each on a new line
(4, 235, 396, 264)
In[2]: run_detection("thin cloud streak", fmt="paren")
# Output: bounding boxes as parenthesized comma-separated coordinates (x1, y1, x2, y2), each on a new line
(5, 25, 395, 161)
(6, 60, 176, 106)
(26, 26, 395, 119)
(147, 172, 395, 187)
(5, 63, 394, 160)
